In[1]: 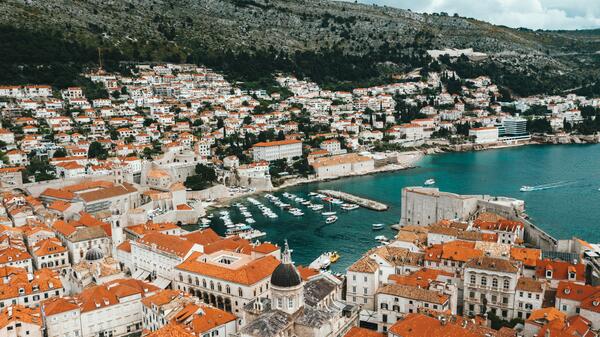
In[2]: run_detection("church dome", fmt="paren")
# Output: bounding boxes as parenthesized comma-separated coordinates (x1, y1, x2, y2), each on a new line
(85, 247, 104, 261)
(270, 240, 302, 288)
(270, 263, 302, 288)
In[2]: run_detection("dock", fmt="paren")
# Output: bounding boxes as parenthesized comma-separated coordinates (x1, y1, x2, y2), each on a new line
(318, 190, 389, 211)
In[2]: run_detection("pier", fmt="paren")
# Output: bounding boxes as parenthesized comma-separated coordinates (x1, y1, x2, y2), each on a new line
(318, 190, 389, 211)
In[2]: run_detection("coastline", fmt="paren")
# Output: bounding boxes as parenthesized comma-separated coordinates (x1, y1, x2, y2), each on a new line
(205, 138, 598, 210)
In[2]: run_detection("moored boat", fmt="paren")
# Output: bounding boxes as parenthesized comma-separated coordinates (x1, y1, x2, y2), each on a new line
(372, 223, 384, 230)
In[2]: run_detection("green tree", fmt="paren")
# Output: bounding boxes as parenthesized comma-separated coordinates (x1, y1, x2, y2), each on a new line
(88, 141, 108, 159)
(53, 148, 67, 158)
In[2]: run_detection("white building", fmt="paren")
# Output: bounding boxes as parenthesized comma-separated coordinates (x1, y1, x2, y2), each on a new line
(42, 279, 158, 337)
(252, 139, 302, 162)
(463, 256, 520, 320)
(0, 305, 42, 337)
(312, 153, 374, 179)
(469, 127, 499, 144)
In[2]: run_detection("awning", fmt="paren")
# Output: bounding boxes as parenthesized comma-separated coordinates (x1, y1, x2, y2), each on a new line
(152, 277, 171, 289)
(132, 269, 150, 280)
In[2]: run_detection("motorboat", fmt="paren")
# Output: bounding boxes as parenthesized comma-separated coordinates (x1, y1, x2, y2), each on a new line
(372, 223, 384, 230)
(325, 215, 338, 224)
(520, 186, 535, 192)
(341, 203, 359, 211)
(424, 178, 436, 186)
(311, 204, 324, 211)
(375, 235, 389, 242)
(309, 254, 331, 270)
(328, 251, 341, 264)
(322, 211, 337, 216)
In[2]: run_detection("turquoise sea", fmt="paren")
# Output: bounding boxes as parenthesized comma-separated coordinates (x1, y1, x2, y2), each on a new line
(201, 144, 600, 272)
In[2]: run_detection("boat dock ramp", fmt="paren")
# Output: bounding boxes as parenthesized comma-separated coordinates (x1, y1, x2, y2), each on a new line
(318, 190, 389, 211)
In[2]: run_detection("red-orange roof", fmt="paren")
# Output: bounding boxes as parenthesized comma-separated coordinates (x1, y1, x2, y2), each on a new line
(253, 139, 301, 147)
(176, 253, 280, 286)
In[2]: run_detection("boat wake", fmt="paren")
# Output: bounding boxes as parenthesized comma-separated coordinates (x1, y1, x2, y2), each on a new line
(520, 181, 573, 192)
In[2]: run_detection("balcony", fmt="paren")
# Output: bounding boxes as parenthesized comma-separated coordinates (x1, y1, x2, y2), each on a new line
(467, 283, 513, 293)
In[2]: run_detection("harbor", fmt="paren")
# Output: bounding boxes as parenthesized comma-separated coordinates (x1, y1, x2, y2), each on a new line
(187, 144, 600, 272)
(317, 189, 389, 211)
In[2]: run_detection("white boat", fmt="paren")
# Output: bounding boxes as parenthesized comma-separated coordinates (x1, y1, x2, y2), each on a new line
(424, 178, 436, 186)
(322, 211, 336, 216)
(331, 199, 344, 204)
(520, 186, 535, 192)
(325, 215, 338, 224)
(375, 235, 389, 242)
(309, 254, 331, 270)
(311, 204, 324, 211)
(372, 223, 384, 230)
(309, 192, 318, 196)
(246, 218, 256, 224)
(341, 203, 359, 211)
(239, 229, 267, 240)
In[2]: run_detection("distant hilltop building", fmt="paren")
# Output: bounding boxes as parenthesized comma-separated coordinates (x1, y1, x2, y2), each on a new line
(427, 48, 488, 60)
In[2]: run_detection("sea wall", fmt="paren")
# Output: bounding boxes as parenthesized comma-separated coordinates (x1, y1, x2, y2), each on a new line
(519, 217, 558, 251)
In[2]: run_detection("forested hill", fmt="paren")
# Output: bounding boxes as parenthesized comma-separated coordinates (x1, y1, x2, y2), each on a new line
(2, 0, 600, 96)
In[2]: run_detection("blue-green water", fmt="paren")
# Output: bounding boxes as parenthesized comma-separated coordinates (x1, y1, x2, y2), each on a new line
(204, 144, 600, 272)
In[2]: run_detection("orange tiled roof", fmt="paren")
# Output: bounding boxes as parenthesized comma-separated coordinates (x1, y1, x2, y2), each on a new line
(188, 305, 236, 334)
(388, 313, 482, 337)
(0, 305, 41, 330)
(536, 259, 585, 282)
(137, 233, 195, 258)
(176, 253, 280, 285)
(510, 247, 541, 268)
(146, 323, 195, 337)
(343, 326, 385, 337)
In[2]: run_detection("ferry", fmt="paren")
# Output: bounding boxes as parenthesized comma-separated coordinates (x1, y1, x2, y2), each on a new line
(325, 215, 338, 224)
(372, 223, 384, 230)
(341, 203, 359, 211)
(424, 178, 436, 186)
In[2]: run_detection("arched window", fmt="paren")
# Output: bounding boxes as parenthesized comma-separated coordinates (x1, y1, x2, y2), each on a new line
(503, 279, 510, 290)
(202, 279, 207, 288)
(381, 303, 388, 310)
(470, 274, 476, 285)
(195, 277, 199, 286)
(393, 305, 400, 312)
(179, 273, 183, 282)
(226, 285, 231, 294)
(210, 281, 214, 290)
(492, 278, 498, 288)
(239, 288, 243, 297)
(481, 276, 487, 287)
(218, 283, 222, 292)
(187, 276, 192, 284)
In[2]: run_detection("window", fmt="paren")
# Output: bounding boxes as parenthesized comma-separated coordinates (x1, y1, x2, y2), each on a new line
(381, 303, 388, 310)
(503, 279, 510, 290)
(382, 314, 387, 323)
(492, 278, 498, 288)
(470, 275, 476, 285)
(481, 277, 487, 287)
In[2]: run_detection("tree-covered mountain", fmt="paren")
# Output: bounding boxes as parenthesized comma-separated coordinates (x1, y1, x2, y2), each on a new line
(2, 0, 600, 95)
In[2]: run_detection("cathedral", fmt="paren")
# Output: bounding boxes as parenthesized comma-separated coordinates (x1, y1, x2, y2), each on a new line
(240, 241, 359, 337)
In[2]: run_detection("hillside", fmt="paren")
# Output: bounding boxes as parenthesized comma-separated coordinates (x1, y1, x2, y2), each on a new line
(2, 0, 600, 95)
